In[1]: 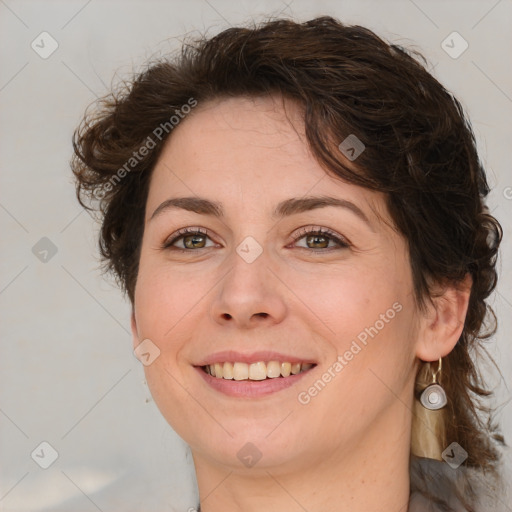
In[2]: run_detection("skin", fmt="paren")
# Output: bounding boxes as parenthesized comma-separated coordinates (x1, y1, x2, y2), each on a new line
(131, 95, 472, 512)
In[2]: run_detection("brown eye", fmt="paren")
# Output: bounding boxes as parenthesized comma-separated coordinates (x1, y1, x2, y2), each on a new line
(305, 234, 330, 249)
(292, 227, 350, 252)
(183, 234, 207, 249)
(163, 227, 215, 251)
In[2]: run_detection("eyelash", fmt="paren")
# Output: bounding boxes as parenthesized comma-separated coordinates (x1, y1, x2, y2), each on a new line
(162, 226, 350, 253)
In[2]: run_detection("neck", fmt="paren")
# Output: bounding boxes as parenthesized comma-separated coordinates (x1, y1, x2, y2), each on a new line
(192, 399, 413, 512)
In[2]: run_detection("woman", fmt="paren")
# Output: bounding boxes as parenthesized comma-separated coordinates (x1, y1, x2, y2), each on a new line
(71, 16, 507, 511)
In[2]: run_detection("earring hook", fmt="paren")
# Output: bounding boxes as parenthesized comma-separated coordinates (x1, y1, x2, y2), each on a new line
(431, 358, 442, 384)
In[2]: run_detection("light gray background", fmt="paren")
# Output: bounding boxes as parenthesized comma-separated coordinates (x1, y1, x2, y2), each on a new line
(1, 1, 511, 511)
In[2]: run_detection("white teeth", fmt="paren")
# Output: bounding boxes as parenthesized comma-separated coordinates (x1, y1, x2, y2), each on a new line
(249, 361, 267, 380)
(233, 362, 249, 381)
(205, 361, 314, 380)
(223, 362, 234, 379)
(280, 362, 291, 377)
(266, 361, 281, 378)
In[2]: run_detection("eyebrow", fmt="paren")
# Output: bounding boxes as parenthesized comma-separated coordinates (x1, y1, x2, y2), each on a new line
(150, 195, 374, 230)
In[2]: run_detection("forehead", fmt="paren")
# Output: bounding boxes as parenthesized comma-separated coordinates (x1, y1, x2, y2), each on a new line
(146, 95, 388, 225)
(165, 95, 311, 166)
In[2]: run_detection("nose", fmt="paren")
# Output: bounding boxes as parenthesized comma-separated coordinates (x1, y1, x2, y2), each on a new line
(209, 248, 287, 329)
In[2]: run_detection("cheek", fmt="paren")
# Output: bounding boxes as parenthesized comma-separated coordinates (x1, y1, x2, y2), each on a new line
(290, 260, 405, 344)
(133, 263, 201, 437)
(134, 258, 214, 342)
(296, 307, 415, 445)
(133, 256, 226, 435)
(293, 261, 415, 403)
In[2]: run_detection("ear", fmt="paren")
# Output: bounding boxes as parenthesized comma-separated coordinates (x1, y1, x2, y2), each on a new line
(415, 273, 472, 362)
(131, 309, 140, 351)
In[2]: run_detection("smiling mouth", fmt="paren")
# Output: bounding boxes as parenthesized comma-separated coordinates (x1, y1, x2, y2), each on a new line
(201, 361, 316, 381)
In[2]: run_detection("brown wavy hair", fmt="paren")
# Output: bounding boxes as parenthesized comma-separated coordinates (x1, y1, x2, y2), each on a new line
(70, 16, 505, 507)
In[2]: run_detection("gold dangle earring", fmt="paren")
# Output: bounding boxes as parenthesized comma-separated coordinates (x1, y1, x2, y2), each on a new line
(410, 358, 448, 461)
(419, 358, 447, 410)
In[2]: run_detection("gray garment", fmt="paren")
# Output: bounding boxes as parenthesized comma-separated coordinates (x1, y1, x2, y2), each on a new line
(408, 455, 509, 512)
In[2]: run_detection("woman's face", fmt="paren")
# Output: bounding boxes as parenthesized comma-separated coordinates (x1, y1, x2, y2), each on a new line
(132, 95, 422, 474)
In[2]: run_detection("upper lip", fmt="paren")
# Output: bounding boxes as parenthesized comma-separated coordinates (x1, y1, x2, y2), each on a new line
(194, 350, 318, 366)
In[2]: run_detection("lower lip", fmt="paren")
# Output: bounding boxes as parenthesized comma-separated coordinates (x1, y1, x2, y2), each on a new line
(195, 366, 313, 398)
